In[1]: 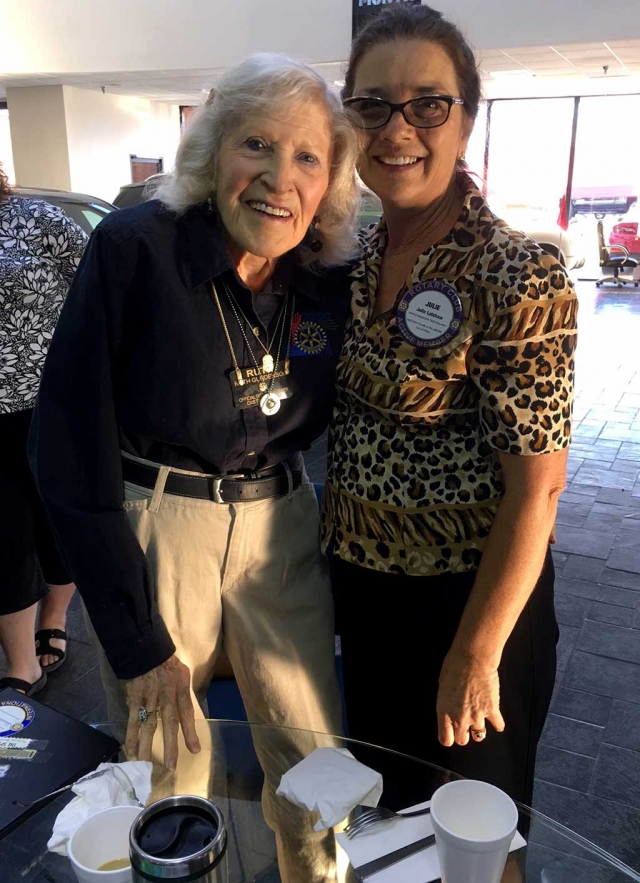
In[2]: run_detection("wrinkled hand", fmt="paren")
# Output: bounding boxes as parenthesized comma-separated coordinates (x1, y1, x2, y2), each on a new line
(123, 655, 201, 771)
(436, 651, 505, 747)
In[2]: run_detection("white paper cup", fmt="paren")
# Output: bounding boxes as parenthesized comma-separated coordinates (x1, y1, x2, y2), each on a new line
(430, 779, 518, 883)
(68, 806, 141, 883)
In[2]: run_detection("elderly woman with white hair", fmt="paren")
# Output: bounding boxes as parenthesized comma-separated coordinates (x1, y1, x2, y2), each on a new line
(30, 53, 358, 878)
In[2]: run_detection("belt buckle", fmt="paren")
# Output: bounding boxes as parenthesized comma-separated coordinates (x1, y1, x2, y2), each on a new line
(212, 478, 224, 504)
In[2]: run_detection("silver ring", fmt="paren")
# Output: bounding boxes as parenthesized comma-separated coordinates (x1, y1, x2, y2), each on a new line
(138, 706, 158, 724)
(471, 728, 487, 741)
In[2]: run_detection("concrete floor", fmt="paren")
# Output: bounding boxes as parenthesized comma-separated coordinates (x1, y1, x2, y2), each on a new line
(2, 279, 640, 873)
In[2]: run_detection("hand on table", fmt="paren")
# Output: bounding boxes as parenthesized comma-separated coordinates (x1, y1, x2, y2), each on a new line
(123, 654, 201, 770)
(436, 650, 505, 747)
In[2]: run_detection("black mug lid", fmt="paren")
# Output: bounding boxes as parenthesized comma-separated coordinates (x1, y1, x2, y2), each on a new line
(130, 796, 226, 880)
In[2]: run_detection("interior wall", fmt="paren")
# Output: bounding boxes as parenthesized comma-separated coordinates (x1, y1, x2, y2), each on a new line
(62, 86, 180, 203)
(0, 109, 15, 184)
(6, 85, 71, 189)
(4, 0, 636, 75)
(0, 0, 353, 73)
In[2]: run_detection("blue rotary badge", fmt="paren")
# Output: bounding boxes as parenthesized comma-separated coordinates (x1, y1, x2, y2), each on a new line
(396, 280, 463, 350)
(0, 699, 35, 737)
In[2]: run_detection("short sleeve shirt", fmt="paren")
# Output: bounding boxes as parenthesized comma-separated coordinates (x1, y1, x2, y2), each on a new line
(321, 183, 578, 576)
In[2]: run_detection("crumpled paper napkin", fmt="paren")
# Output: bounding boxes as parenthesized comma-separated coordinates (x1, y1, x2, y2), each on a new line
(48, 760, 152, 856)
(276, 747, 383, 832)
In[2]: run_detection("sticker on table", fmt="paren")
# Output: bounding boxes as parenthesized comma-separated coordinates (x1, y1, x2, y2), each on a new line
(0, 700, 35, 737)
(0, 747, 37, 761)
(396, 281, 463, 350)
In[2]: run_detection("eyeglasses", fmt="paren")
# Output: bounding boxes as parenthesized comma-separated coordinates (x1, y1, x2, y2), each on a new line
(344, 95, 465, 130)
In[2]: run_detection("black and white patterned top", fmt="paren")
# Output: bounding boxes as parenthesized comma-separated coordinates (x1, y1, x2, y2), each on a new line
(0, 196, 88, 413)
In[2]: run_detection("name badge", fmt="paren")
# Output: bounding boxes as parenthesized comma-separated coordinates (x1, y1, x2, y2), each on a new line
(228, 360, 292, 411)
(396, 280, 463, 350)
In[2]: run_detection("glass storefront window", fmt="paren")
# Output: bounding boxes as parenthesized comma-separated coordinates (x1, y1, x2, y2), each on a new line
(485, 98, 575, 228)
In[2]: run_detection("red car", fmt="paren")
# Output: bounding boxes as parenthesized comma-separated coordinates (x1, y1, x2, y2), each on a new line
(610, 205, 640, 256)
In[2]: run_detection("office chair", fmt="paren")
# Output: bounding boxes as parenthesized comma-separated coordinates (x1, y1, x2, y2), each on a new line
(596, 220, 639, 288)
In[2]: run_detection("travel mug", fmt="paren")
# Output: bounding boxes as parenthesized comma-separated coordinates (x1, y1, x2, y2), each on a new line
(130, 795, 227, 882)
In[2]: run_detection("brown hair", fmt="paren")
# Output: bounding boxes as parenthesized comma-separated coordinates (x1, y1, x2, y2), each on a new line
(343, 4, 481, 123)
(0, 163, 11, 201)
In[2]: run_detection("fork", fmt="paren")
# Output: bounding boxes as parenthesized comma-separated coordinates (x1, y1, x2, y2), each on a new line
(13, 765, 144, 810)
(344, 804, 431, 839)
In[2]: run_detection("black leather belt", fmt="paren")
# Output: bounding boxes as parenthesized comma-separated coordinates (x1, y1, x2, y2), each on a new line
(121, 458, 303, 503)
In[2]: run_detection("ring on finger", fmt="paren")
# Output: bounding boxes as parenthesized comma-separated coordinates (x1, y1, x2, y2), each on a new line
(138, 705, 160, 725)
(470, 728, 487, 741)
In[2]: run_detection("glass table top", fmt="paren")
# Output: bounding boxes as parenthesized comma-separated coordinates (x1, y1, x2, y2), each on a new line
(3, 718, 639, 883)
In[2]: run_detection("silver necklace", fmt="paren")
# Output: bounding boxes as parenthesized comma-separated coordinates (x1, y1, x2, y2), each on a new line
(221, 278, 284, 375)
(210, 280, 294, 416)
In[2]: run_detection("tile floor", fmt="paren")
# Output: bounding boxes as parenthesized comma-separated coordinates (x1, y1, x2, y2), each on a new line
(2, 279, 640, 874)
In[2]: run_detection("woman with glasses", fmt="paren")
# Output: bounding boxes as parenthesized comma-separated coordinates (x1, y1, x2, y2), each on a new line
(323, 5, 578, 808)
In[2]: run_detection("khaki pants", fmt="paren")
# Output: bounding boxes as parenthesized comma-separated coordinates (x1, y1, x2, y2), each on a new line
(86, 454, 343, 882)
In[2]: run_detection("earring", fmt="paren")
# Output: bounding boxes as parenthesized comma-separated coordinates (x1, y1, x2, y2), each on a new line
(304, 218, 323, 253)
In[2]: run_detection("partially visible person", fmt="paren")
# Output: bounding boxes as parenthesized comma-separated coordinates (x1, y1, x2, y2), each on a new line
(323, 5, 577, 810)
(0, 162, 86, 695)
(30, 55, 358, 882)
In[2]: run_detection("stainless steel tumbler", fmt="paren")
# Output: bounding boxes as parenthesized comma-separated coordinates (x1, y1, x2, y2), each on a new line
(130, 795, 227, 882)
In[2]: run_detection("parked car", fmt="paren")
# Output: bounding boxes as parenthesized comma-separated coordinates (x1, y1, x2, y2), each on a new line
(112, 174, 165, 208)
(570, 191, 636, 219)
(12, 186, 115, 235)
(498, 207, 586, 271)
(609, 204, 640, 257)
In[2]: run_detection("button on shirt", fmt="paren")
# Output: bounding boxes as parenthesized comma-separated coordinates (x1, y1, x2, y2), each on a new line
(322, 183, 578, 577)
(0, 197, 87, 413)
(30, 199, 350, 678)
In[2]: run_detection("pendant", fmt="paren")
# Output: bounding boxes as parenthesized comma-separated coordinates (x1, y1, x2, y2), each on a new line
(262, 354, 274, 374)
(260, 392, 281, 416)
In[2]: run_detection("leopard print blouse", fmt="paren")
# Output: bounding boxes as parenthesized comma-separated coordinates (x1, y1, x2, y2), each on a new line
(321, 182, 578, 576)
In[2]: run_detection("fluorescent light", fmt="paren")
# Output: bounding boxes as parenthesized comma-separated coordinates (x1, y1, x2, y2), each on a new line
(489, 69, 533, 78)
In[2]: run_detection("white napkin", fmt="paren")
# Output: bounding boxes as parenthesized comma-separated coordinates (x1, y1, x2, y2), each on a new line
(48, 761, 152, 856)
(276, 747, 383, 832)
(336, 801, 526, 882)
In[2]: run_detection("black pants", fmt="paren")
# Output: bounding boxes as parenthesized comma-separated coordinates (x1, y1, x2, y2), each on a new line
(0, 408, 71, 615)
(335, 552, 558, 809)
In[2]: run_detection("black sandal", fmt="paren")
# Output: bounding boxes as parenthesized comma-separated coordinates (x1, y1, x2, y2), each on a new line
(35, 628, 69, 673)
(0, 673, 47, 696)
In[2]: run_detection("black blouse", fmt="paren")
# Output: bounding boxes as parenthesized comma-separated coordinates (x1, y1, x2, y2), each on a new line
(30, 199, 349, 678)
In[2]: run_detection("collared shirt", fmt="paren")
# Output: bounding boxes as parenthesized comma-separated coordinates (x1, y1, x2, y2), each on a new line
(30, 199, 350, 678)
(0, 197, 87, 413)
(322, 182, 578, 577)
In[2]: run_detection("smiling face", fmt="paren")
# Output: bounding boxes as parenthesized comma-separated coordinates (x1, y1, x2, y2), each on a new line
(215, 102, 333, 260)
(351, 39, 472, 213)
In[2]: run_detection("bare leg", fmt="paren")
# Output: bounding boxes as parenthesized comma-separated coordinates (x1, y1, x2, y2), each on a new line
(37, 582, 75, 668)
(0, 603, 42, 685)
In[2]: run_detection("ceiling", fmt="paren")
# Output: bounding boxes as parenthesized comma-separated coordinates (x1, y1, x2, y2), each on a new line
(1, 43, 639, 104)
(476, 39, 640, 80)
